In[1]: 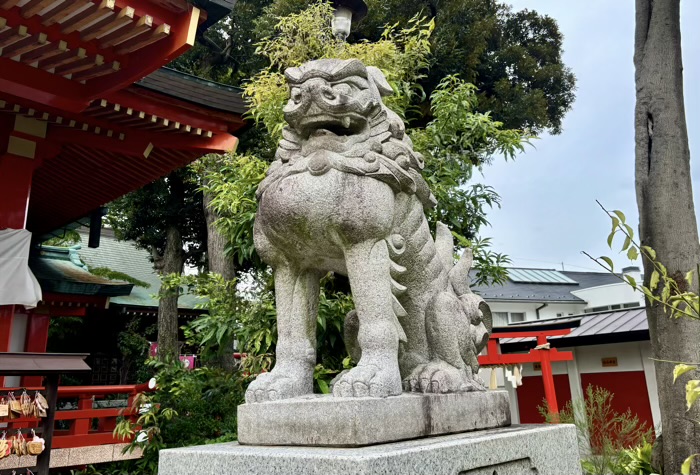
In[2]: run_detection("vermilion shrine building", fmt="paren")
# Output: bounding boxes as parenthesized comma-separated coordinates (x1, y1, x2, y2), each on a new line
(0, 0, 245, 389)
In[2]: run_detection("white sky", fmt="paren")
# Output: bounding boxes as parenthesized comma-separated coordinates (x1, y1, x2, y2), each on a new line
(478, 0, 700, 272)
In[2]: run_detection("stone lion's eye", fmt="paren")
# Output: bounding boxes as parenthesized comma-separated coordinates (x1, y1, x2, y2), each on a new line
(332, 83, 352, 96)
(291, 88, 302, 103)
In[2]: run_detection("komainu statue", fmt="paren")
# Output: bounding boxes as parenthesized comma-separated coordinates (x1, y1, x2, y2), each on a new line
(247, 59, 492, 403)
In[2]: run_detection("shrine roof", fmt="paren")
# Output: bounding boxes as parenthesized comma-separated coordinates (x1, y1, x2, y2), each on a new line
(137, 67, 246, 115)
(498, 307, 649, 349)
(0, 353, 90, 375)
(75, 227, 202, 310)
(29, 245, 134, 297)
(471, 268, 620, 303)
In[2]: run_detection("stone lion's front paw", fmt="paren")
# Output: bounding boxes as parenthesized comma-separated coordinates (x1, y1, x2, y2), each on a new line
(331, 364, 402, 398)
(245, 370, 312, 403)
(404, 360, 484, 394)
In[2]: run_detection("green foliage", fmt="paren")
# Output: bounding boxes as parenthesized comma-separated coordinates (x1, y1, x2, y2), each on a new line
(540, 385, 654, 475)
(42, 229, 81, 247)
(245, 2, 434, 146)
(107, 168, 207, 269)
(117, 317, 154, 384)
(239, 2, 528, 282)
(199, 153, 269, 270)
(251, 0, 575, 135)
(88, 267, 150, 288)
(617, 440, 657, 475)
(112, 358, 246, 474)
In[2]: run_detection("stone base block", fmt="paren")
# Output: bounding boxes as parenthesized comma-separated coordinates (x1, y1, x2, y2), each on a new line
(159, 425, 582, 475)
(238, 390, 511, 447)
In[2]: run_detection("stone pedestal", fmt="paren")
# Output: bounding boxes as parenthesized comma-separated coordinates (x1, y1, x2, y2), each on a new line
(159, 424, 582, 475)
(238, 390, 511, 447)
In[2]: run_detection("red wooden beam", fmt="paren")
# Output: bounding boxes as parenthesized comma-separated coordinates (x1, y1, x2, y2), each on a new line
(103, 89, 230, 133)
(478, 349, 574, 366)
(0, 58, 88, 112)
(490, 329, 572, 339)
(47, 125, 238, 155)
(84, 5, 199, 100)
(22, 314, 51, 386)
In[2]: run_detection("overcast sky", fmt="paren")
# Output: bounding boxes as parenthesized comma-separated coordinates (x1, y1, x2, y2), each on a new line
(478, 0, 700, 273)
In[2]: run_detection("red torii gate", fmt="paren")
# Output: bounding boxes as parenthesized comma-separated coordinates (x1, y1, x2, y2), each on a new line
(478, 328, 574, 415)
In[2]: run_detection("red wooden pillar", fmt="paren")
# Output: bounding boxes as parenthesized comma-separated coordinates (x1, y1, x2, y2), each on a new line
(535, 333, 559, 418)
(0, 114, 45, 386)
(22, 313, 51, 386)
(538, 349, 559, 417)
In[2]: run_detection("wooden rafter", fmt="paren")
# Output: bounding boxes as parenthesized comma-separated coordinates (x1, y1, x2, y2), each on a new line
(115, 22, 169, 54)
(61, 0, 115, 35)
(0, 0, 21, 10)
(100, 13, 152, 47)
(40, 1, 88, 26)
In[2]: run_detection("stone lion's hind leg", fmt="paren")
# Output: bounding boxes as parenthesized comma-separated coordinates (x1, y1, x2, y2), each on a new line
(245, 263, 321, 403)
(332, 240, 402, 398)
(405, 292, 481, 394)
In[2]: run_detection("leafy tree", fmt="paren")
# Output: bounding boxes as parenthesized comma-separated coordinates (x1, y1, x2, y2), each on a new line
(632, 0, 700, 472)
(108, 169, 206, 360)
(588, 205, 700, 475)
(205, 0, 575, 134)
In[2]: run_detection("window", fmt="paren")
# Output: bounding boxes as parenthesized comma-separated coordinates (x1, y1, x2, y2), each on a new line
(509, 312, 526, 323)
(623, 302, 641, 309)
(493, 312, 508, 327)
(556, 313, 563, 317)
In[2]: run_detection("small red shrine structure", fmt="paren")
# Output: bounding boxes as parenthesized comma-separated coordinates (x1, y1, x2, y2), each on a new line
(0, 0, 245, 388)
(479, 329, 574, 415)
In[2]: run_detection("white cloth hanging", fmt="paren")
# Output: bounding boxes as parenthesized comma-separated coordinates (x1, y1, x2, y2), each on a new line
(0, 229, 42, 308)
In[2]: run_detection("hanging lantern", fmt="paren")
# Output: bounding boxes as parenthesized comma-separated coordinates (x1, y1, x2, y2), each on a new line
(331, 0, 368, 41)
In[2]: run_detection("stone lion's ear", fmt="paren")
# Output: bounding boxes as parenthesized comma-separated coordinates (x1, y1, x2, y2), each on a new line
(367, 66, 393, 97)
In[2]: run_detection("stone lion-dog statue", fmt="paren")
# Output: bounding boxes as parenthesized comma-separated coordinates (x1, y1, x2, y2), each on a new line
(248, 58, 492, 403)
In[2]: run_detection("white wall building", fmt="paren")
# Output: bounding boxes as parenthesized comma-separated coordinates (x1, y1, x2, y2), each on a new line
(472, 267, 659, 432)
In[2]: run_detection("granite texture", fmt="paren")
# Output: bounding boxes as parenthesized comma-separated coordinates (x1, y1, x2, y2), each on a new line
(249, 57, 492, 404)
(238, 390, 511, 446)
(160, 424, 582, 475)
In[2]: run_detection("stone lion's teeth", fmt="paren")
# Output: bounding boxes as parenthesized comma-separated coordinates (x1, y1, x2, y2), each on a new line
(342, 117, 351, 129)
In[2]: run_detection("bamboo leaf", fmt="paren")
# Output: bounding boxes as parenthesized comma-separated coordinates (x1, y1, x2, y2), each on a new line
(627, 247, 639, 261)
(624, 274, 637, 288)
(675, 364, 698, 383)
(687, 270, 694, 287)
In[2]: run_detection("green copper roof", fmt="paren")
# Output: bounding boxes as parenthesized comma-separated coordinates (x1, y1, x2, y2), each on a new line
(76, 229, 203, 310)
(30, 246, 134, 297)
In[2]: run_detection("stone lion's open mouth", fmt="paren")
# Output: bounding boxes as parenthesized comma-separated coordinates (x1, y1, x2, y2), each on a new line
(299, 113, 367, 140)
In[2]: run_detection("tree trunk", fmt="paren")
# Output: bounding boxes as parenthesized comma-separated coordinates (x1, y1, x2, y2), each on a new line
(203, 174, 235, 280)
(634, 1, 700, 472)
(203, 169, 237, 371)
(156, 225, 184, 361)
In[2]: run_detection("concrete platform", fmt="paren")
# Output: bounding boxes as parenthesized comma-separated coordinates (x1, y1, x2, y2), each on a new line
(159, 424, 582, 475)
(238, 390, 511, 447)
